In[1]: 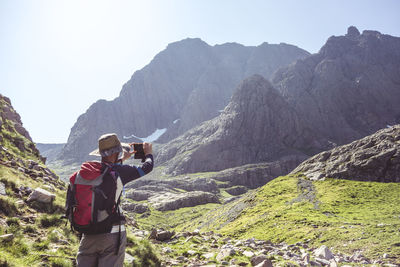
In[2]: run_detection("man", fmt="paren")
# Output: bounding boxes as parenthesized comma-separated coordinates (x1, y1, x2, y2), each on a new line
(70, 133, 153, 267)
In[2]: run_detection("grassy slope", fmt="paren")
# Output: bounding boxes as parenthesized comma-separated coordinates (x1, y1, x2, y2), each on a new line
(0, 97, 160, 266)
(181, 175, 400, 263)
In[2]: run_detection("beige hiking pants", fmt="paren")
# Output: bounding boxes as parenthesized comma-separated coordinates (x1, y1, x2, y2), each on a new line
(76, 230, 127, 267)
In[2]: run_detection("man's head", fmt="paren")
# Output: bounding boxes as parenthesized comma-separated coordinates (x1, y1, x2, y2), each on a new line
(89, 133, 129, 163)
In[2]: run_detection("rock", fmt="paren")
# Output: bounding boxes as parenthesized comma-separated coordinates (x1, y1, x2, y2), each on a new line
(243, 250, 255, 257)
(149, 191, 220, 211)
(302, 252, 310, 264)
(350, 250, 363, 261)
(162, 247, 172, 254)
(202, 252, 215, 259)
(0, 182, 6, 196)
(176, 256, 186, 261)
(216, 248, 236, 261)
(27, 188, 56, 203)
(15, 200, 24, 207)
(42, 184, 55, 192)
(186, 250, 196, 256)
(148, 228, 157, 240)
(122, 202, 149, 214)
(315, 257, 331, 266)
(255, 260, 273, 267)
(314, 245, 334, 260)
(156, 230, 175, 241)
(250, 255, 268, 266)
(225, 186, 248, 196)
(346, 26, 360, 38)
(18, 186, 32, 196)
(292, 125, 400, 182)
(124, 253, 135, 264)
(0, 234, 14, 242)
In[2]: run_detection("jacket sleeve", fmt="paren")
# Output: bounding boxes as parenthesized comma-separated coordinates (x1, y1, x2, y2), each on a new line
(116, 154, 154, 185)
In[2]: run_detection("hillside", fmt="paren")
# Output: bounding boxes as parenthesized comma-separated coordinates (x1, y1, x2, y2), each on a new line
(181, 175, 400, 265)
(58, 39, 309, 164)
(124, 125, 400, 266)
(0, 94, 75, 266)
(292, 125, 400, 182)
(0, 95, 161, 266)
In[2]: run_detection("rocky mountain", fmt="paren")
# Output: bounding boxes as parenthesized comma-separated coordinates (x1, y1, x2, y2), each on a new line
(157, 75, 330, 175)
(58, 39, 309, 163)
(291, 125, 400, 182)
(273, 26, 400, 145)
(157, 27, 400, 176)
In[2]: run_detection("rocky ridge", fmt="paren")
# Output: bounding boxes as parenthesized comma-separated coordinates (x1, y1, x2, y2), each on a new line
(291, 125, 400, 182)
(273, 26, 400, 145)
(156, 27, 400, 177)
(156, 75, 330, 175)
(58, 39, 309, 163)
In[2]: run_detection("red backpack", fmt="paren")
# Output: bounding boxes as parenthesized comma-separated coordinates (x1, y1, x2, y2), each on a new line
(65, 162, 123, 234)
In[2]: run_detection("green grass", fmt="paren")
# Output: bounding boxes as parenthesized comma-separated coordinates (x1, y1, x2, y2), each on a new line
(134, 203, 221, 231)
(0, 164, 79, 266)
(126, 233, 161, 267)
(187, 175, 400, 263)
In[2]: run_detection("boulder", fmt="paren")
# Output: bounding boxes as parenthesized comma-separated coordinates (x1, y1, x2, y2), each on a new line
(255, 260, 273, 267)
(0, 233, 14, 242)
(0, 182, 6, 196)
(251, 255, 268, 266)
(27, 188, 56, 203)
(216, 248, 236, 261)
(149, 191, 220, 211)
(122, 202, 149, 214)
(314, 245, 334, 260)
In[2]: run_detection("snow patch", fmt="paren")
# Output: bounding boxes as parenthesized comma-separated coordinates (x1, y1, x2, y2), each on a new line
(173, 119, 180, 124)
(123, 128, 167, 143)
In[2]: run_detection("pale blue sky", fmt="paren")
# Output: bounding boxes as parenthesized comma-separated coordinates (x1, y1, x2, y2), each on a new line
(1, 0, 399, 143)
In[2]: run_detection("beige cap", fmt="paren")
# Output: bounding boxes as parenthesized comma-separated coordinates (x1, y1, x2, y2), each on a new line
(89, 133, 130, 157)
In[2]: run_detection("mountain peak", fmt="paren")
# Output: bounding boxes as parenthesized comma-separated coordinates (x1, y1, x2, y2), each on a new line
(346, 26, 360, 38)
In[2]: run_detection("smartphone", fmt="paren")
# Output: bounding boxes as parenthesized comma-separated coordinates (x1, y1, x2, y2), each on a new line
(133, 143, 145, 161)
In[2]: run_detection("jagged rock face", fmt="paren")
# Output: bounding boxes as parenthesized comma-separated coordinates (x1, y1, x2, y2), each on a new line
(157, 75, 329, 175)
(291, 125, 400, 182)
(157, 27, 400, 176)
(58, 39, 309, 163)
(0, 94, 44, 162)
(0, 94, 32, 142)
(272, 27, 400, 145)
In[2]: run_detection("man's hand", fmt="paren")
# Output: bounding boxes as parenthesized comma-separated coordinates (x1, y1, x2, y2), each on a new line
(121, 149, 135, 162)
(143, 142, 152, 155)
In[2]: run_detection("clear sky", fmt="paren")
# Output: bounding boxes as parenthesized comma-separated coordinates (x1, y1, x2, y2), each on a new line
(1, 0, 399, 143)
